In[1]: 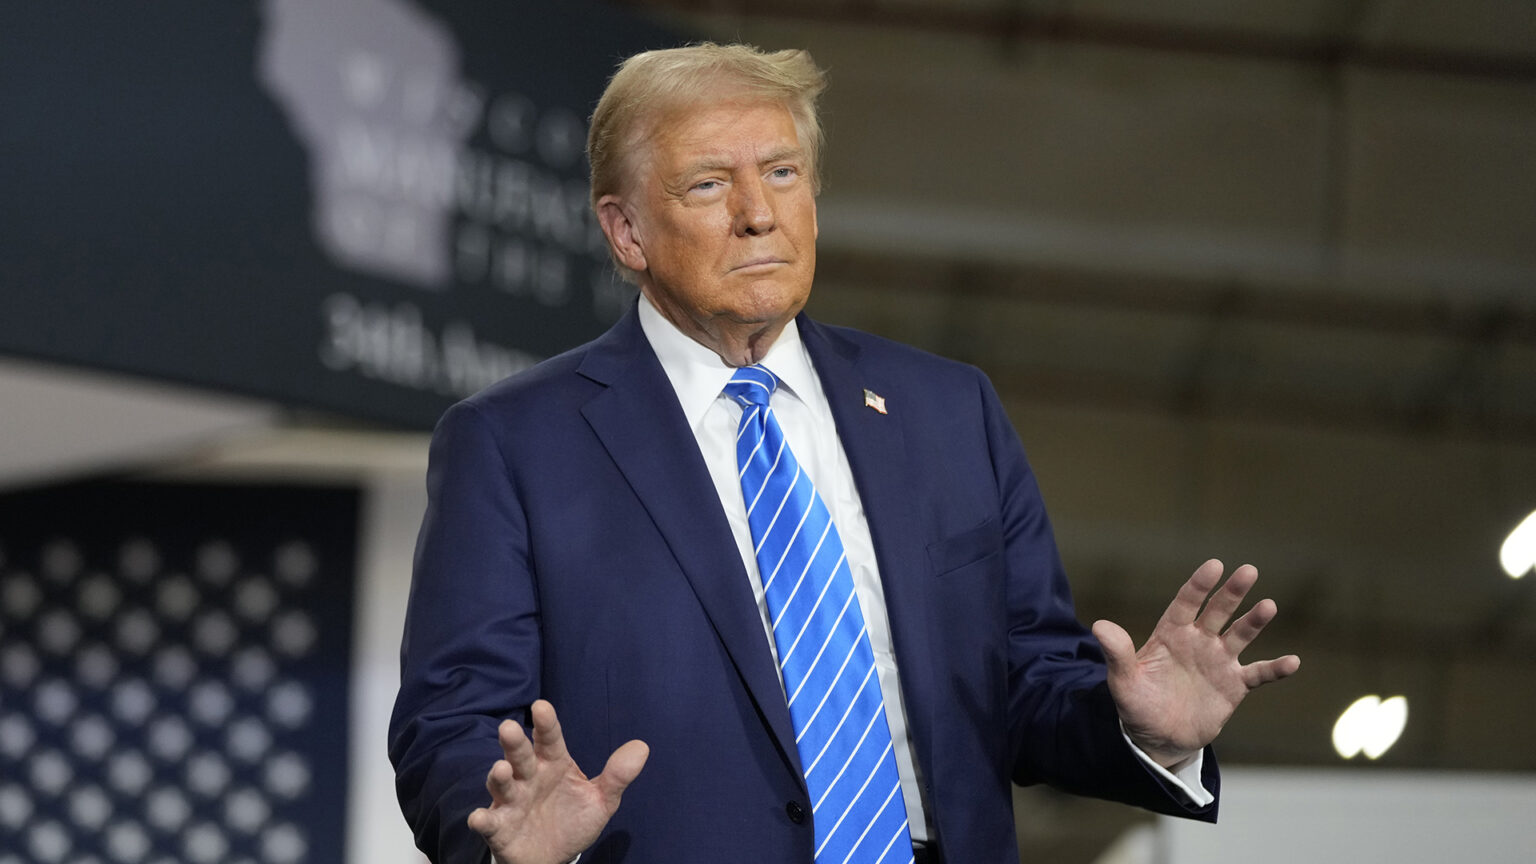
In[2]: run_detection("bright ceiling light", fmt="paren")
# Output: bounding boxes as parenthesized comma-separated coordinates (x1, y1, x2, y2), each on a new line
(1500, 510, 1536, 579)
(1332, 695, 1408, 760)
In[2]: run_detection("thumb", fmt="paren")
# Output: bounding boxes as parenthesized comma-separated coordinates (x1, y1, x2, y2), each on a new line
(594, 739, 649, 808)
(1092, 619, 1137, 680)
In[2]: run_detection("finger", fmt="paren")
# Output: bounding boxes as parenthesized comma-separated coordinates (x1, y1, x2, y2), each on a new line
(1222, 596, 1278, 654)
(1163, 559, 1225, 628)
(1091, 619, 1137, 680)
(529, 699, 570, 763)
(594, 739, 651, 808)
(1198, 564, 1258, 635)
(499, 717, 537, 780)
(467, 806, 496, 839)
(484, 756, 516, 804)
(1241, 654, 1301, 689)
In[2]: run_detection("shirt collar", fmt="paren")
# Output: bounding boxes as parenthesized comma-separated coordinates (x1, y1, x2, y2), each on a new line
(637, 292, 822, 431)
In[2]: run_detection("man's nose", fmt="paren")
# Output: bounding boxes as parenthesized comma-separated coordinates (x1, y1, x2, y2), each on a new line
(731, 178, 776, 236)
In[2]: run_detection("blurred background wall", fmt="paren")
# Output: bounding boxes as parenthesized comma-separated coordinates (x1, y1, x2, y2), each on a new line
(2, 2, 1534, 862)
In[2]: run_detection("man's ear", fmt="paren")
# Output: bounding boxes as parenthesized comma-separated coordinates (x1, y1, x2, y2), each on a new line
(596, 196, 647, 273)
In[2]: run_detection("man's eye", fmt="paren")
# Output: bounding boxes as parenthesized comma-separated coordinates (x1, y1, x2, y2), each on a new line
(770, 167, 796, 179)
(693, 180, 722, 192)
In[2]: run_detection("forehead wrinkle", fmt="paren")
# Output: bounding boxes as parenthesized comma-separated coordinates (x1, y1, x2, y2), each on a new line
(759, 144, 805, 166)
(677, 143, 806, 178)
(681, 153, 735, 175)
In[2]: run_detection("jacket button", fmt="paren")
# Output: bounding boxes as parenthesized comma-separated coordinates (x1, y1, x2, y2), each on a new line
(785, 800, 806, 824)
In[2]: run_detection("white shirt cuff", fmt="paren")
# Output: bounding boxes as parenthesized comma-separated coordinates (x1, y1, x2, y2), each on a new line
(1119, 724, 1215, 808)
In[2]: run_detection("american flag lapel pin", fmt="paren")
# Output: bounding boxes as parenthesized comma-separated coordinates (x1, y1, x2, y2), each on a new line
(863, 388, 888, 415)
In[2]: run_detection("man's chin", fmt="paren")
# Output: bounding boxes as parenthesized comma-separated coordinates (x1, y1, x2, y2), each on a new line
(722, 280, 810, 322)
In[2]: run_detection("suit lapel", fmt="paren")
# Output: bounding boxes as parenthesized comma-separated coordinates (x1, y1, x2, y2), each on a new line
(577, 310, 805, 783)
(800, 316, 941, 791)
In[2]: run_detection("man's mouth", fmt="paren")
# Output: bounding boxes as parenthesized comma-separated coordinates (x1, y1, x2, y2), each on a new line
(732, 257, 786, 272)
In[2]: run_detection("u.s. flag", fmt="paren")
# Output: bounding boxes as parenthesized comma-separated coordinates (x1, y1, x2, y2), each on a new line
(0, 483, 358, 864)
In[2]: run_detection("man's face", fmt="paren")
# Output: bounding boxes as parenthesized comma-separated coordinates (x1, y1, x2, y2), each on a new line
(601, 97, 818, 363)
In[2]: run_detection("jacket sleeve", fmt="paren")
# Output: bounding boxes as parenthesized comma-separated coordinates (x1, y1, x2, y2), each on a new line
(978, 371, 1221, 820)
(389, 401, 543, 863)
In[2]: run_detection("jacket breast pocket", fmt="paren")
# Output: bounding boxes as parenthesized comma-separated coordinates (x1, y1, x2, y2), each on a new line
(926, 516, 1004, 579)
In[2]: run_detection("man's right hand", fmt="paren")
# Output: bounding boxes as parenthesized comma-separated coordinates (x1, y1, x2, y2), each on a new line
(468, 700, 650, 864)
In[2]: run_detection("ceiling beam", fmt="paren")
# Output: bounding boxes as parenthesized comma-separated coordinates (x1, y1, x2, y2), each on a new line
(618, 0, 1536, 82)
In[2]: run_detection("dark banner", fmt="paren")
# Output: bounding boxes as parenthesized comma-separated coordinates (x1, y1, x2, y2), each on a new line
(0, 1, 675, 428)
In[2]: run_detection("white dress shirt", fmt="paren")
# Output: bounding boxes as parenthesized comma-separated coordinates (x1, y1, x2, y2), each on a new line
(638, 296, 933, 839)
(636, 294, 1211, 844)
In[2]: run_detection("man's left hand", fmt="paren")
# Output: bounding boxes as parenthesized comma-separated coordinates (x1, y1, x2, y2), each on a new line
(1092, 559, 1301, 770)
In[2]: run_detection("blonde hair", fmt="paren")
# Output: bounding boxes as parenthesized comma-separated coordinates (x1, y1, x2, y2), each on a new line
(587, 42, 828, 209)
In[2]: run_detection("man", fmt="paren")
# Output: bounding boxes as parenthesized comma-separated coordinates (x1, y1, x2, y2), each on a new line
(389, 43, 1298, 864)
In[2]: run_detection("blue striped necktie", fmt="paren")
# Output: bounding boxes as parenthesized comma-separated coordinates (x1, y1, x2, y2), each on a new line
(724, 365, 913, 864)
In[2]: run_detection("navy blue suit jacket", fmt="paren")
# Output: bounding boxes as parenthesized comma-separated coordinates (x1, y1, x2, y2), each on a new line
(389, 307, 1218, 864)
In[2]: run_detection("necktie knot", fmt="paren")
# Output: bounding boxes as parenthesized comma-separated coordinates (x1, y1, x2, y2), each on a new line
(724, 364, 778, 409)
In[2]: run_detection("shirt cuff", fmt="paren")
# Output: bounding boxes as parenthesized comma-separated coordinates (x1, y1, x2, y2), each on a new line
(1119, 723, 1215, 808)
